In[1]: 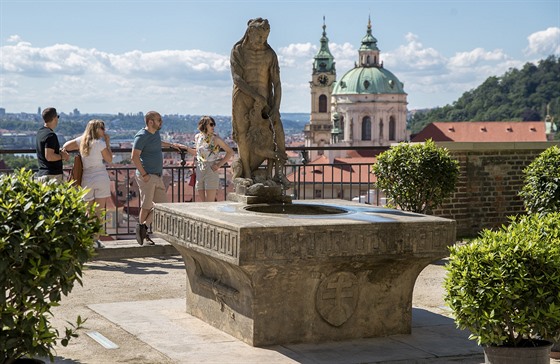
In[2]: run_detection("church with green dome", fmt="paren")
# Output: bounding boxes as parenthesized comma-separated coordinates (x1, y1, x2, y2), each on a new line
(304, 17, 409, 160)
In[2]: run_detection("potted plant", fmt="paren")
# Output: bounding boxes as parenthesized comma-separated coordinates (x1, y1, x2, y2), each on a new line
(519, 144, 560, 357)
(0, 169, 102, 363)
(371, 139, 459, 213)
(444, 212, 560, 364)
(519, 145, 560, 214)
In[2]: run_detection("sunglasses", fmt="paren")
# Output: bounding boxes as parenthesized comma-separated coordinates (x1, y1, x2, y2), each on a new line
(56, 115, 60, 119)
(99, 126, 105, 130)
(209, 123, 215, 127)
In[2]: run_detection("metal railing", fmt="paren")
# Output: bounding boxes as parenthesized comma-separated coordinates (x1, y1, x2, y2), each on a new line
(0, 146, 389, 238)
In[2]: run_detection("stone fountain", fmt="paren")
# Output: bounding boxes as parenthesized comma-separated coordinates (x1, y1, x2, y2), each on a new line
(153, 18, 456, 347)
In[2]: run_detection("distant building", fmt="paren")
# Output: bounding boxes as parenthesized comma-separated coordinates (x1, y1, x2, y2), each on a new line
(304, 17, 408, 162)
(294, 16, 409, 203)
(411, 121, 548, 143)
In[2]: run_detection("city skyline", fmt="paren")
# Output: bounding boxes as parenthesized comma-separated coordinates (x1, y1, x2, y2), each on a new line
(1, 0, 559, 116)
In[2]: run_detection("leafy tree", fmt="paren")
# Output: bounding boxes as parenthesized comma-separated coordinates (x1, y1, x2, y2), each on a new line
(371, 139, 460, 213)
(1, 155, 37, 171)
(519, 145, 560, 214)
(409, 56, 560, 134)
(444, 213, 560, 347)
(0, 169, 101, 362)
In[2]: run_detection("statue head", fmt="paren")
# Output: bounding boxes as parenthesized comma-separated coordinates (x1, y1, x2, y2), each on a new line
(240, 18, 270, 48)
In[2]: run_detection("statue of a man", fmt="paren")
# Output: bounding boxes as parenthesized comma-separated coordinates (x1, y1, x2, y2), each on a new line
(230, 18, 288, 186)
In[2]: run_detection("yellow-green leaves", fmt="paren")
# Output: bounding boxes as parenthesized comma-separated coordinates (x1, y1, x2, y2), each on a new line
(444, 213, 560, 347)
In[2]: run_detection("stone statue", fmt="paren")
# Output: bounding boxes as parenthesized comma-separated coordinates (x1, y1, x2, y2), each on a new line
(230, 18, 289, 191)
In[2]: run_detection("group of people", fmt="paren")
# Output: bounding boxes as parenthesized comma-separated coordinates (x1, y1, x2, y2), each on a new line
(36, 18, 287, 248)
(35, 107, 233, 248)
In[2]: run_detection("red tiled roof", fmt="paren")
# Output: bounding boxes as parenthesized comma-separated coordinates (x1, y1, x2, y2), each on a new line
(411, 121, 547, 142)
(286, 155, 377, 184)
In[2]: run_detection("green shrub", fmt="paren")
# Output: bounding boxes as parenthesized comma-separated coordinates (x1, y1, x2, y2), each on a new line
(0, 169, 102, 362)
(519, 145, 560, 214)
(371, 139, 460, 213)
(444, 212, 560, 347)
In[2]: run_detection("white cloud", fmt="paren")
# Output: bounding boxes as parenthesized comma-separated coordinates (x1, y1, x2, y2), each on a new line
(0, 39, 234, 114)
(1, 41, 230, 81)
(524, 27, 560, 57)
(6, 35, 23, 43)
(448, 48, 509, 68)
(384, 33, 446, 72)
(1, 27, 556, 114)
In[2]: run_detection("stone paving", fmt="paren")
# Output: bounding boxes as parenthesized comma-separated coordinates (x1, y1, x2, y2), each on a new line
(35, 238, 558, 364)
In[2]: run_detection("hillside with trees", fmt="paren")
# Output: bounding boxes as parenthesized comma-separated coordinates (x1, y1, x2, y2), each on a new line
(408, 55, 560, 137)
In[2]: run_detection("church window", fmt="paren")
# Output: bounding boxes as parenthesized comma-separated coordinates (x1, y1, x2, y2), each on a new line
(363, 80, 370, 90)
(319, 95, 327, 113)
(340, 115, 345, 139)
(389, 116, 396, 140)
(362, 116, 371, 140)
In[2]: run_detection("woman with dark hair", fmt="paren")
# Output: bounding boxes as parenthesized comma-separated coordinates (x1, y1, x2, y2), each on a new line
(194, 116, 234, 202)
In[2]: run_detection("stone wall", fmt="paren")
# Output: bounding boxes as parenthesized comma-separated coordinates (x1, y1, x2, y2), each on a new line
(432, 142, 560, 238)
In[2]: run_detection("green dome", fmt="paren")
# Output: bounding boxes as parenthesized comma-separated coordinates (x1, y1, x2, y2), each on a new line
(333, 67, 405, 95)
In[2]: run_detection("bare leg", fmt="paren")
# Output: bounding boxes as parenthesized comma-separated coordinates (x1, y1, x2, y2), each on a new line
(198, 189, 207, 202)
(139, 207, 153, 225)
(90, 197, 108, 246)
(206, 189, 217, 202)
(93, 197, 107, 219)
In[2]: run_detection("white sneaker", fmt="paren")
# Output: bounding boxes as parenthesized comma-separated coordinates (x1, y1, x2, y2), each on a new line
(95, 240, 106, 248)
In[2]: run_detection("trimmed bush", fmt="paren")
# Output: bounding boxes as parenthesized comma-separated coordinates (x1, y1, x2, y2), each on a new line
(371, 139, 459, 213)
(519, 145, 560, 214)
(444, 212, 560, 347)
(0, 169, 102, 362)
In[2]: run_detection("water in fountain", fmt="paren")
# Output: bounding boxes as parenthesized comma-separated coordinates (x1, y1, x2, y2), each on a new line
(266, 116, 287, 212)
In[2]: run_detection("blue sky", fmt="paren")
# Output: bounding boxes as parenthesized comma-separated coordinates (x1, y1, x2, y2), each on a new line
(1, 0, 559, 116)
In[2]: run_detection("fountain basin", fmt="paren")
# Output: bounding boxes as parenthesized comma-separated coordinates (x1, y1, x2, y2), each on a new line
(244, 203, 347, 215)
(153, 199, 456, 346)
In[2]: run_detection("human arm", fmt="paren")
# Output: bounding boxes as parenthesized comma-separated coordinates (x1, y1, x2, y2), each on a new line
(101, 134, 113, 163)
(62, 139, 79, 152)
(45, 147, 69, 162)
(45, 134, 69, 162)
(211, 137, 234, 171)
(131, 148, 149, 182)
(165, 141, 196, 156)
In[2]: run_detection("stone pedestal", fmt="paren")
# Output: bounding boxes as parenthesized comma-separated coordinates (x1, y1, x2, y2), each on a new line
(153, 200, 456, 346)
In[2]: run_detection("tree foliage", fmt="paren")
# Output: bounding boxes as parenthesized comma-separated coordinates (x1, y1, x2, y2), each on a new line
(0, 155, 37, 171)
(371, 139, 459, 213)
(444, 213, 560, 347)
(519, 145, 560, 214)
(409, 56, 560, 135)
(0, 169, 101, 363)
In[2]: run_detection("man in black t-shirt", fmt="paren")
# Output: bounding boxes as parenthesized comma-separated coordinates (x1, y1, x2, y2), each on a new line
(36, 107, 69, 182)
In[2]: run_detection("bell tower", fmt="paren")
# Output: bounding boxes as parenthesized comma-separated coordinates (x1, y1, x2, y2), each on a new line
(304, 17, 336, 157)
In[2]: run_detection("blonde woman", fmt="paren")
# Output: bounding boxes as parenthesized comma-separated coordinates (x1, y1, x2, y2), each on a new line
(63, 119, 112, 248)
(195, 116, 234, 202)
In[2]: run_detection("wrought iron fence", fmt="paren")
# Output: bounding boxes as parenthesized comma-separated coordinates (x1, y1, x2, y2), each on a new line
(0, 146, 389, 238)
